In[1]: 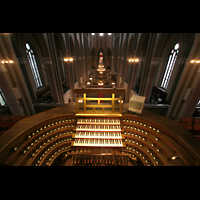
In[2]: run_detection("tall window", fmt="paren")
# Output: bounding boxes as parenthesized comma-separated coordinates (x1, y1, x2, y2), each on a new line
(161, 43, 179, 90)
(0, 89, 6, 105)
(26, 43, 43, 88)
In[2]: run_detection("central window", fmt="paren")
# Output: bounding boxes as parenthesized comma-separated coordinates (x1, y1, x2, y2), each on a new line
(26, 43, 43, 88)
(160, 43, 179, 90)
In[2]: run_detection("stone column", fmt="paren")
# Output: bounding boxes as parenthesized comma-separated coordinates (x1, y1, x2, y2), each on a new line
(139, 33, 157, 96)
(43, 57, 59, 103)
(121, 33, 130, 87)
(143, 58, 160, 103)
(46, 33, 64, 104)
(0, 62, 23, 115)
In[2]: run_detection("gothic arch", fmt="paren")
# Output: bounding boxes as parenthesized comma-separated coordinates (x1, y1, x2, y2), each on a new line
(98, 47, 104, 55)
(154, 33, 195, 103)
(54, 33, 66, 81)
(11, 33, 50, 101)
(54, 33, 66, 57)
(135, 33, 150, 58)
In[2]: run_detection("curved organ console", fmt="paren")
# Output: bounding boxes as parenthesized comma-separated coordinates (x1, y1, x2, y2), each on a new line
(0, 103, 200, 166)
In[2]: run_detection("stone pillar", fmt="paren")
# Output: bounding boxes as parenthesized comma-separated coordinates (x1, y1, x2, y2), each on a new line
(183, 69, 200, 117)
(121, 33, 130, 87)
(117, 34, 123, 87)
(143, 58, 160, 103)
(0, 62, 23, 115)
(143, 65, 157, 103)
(139, 33, 157, 96)
(73, 33, 81, 87)
(84, 34, 89, 83)
(46, 33, 64, 104)
(69, 62, 75, 101)
(43, 57, 59, 103)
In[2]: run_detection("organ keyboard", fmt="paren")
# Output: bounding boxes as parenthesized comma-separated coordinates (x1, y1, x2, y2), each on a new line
(73, 138, 123, 147)
(77, 118, 120, 125)
(75, 131, 122, 139)
(76, 125, 121, 131)
(72, 118, 124, 148)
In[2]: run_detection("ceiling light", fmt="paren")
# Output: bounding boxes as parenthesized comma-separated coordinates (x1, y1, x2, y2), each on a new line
(108, 33, 111, 35)
(100, 33, 103, 36)
(92, 33, 95, 35)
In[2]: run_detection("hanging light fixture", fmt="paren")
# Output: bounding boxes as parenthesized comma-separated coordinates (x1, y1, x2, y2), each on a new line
(64, 57, 73, 62)
(190, 60, 200, 63)
(64, 50, 73, 62)
(128, 58, 139, 63)
(1, 59, 14, 64)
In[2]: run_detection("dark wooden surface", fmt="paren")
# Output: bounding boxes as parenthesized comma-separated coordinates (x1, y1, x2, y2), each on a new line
(1, 102, 200, 162)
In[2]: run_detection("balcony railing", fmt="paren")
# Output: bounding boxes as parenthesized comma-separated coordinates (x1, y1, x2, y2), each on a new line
(74, 88, 125, 117)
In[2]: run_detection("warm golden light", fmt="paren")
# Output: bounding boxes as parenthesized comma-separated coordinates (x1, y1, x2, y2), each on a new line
(190, 60, 200, 63)
(128, 58, 139, 63)
(1, 59, 14, 64)
(64, 57, 73, 62)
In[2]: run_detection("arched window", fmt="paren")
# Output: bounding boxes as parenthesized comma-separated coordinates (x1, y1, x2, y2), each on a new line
(160, 43, 179, 90)
(0, 89, 6, 105)
(26, 43, 43, 88)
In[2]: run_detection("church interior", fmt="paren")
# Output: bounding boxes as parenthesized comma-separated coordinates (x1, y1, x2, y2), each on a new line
(0, 33, 200, 166)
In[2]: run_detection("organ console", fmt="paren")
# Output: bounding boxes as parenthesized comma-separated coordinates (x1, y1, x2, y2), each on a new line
(1, 100, 200, 166)
(72, 118, 124, 148)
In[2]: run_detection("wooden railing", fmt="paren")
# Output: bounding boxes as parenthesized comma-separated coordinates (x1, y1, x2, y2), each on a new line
(74, 88, 125, 117)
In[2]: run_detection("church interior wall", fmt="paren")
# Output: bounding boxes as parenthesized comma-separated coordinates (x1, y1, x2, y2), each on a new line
(0, 33, 200, 120)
